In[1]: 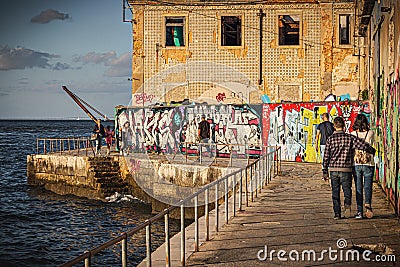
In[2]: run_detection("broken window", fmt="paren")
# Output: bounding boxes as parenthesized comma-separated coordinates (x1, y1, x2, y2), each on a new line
(339, 14, 351, 45)
(278, 15, 300, 46)
(221, 16, 242, 47)
(165, 17, 185, 47)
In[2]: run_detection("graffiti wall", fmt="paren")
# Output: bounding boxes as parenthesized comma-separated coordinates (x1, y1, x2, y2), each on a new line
(116, 104, 262, 157)
(116, 101, 364, 162)
(375, 77, 400, 214)
(262, 101, 361, 162)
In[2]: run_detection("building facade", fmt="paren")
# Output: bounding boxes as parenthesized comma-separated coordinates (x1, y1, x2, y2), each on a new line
(126, 0, 359, 106)
(356, 0, 400, 215)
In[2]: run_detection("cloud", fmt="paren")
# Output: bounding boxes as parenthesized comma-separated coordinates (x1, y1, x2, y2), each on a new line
(73, 51, 117, 64)
(74, 51, 131, 77)
(31, 9, 70, 24)
(0, 46, 71, 71)
(104, 52, 131, 77)
(52, 62, 72, 70)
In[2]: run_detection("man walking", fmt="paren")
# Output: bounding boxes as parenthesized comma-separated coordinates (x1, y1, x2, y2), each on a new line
(198, 114, 214, 158)
(316, 113, 334, 167)
(323, 116, 375, 219)
(93, 119, 105, 156)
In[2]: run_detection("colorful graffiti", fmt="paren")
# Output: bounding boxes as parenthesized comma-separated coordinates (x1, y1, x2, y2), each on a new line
(375, 77, 400, 214)
(116, 101, 364, 162)
(262, 101, 361, 162)
(133, 93, 156, 105)
(117, 104, 262, 157)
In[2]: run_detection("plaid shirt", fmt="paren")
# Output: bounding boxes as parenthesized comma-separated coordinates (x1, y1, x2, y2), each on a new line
(323, 130, 376, 173)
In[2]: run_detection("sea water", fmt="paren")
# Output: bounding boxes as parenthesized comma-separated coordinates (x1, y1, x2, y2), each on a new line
(0, 120, 179, 266)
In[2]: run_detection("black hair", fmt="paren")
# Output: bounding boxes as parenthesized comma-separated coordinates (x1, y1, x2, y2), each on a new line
(333, 116, 345, 129)
(352, 114, 370, 132)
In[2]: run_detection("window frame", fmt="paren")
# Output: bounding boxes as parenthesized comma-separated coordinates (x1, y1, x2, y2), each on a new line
(276, 12, 302, 48)
(218, 13, 244, 49)
(337, 13, 353, 47)
(162, 14, 188, 49)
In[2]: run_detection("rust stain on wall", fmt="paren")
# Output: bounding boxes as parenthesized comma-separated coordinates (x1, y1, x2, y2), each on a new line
(279, 54, 287, 64)
(163, 71, 186, 83)
(161, 49, 192, 63)
(227, 46, 248, 58)
(270, 38, 277, 49)
(303, 92, 311, 102)
(332, 48, 353, 69)
(132, 9, 144, 95)
(321, 8, 333, 73)
(297, 69, 305, 78)
(297, 48, 305, 59)
(189, 31, 193, 44)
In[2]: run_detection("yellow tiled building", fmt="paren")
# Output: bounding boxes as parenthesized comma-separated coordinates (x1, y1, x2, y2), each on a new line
(126, 0, 360, 105)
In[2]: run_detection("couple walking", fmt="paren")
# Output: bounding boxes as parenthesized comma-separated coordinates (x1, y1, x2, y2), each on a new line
(320, 114, 376, 220)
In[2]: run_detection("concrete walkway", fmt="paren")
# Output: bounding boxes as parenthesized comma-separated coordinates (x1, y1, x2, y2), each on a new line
(186, 162, 400, 266)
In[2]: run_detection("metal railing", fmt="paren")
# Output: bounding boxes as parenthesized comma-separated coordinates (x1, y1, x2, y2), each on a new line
(61, 146, 282, 267)
(36, 137, 94, 156)
(181, 142, 262, 165)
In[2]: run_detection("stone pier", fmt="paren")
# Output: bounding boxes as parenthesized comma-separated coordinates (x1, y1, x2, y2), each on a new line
(26, 152, 244, 215)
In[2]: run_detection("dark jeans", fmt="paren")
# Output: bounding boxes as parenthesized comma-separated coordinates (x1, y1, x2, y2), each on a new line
(354, 165, 374, 213)
(199, 138, 214, 157)
(330, 171, 352, 216)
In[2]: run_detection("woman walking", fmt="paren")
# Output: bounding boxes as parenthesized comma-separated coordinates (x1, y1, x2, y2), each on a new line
(351, 114, 375, 219)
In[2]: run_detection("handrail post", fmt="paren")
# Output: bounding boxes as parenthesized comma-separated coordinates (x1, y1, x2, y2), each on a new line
(250, 164, 254, 202)
(239, 170, 243, 210)
(199, 142, 202, 164)
(275, 146, 278, 175)
(215, 182, 219, 232)
(258, 160, 261, 193)
(279, 147, 282, 174)
(194, 195, 199, 252)
(180, 203, 185, 266)
(84, 251, 90, 267)
(224, 178, 228, 224)
(146, 222, 151, 267)
(165, 212, 171, 267)
(122, 233, 127, 267)
(245, 166, 248, 207)
(255, 162, 258, 197)
(232, 173, 236, 217)
(229, 144, 233, 166)
(265, 152, 269, 185)
(205, 188, 209, 241)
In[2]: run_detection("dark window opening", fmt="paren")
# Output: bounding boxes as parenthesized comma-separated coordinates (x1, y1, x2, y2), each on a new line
(339, 15, 351, 45)
(221, 16, 242, 46)
(165, 17, 185, 47)
(278, 15, 300, 46)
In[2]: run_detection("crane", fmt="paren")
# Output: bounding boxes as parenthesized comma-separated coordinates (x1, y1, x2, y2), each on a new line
(61, 86, 112, 123)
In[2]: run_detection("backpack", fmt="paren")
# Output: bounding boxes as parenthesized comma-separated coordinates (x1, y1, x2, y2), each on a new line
(354, 131, 373, 164)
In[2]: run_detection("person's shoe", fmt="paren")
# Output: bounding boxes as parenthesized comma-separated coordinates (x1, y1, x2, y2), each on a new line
(355, 212, 363, 219)
(365, 205, 373, 218)
(334, 214, 341, 220)
(343, 205, 351, 218)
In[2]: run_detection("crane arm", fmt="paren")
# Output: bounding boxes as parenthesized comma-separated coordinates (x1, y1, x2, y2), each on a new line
(62, 86, 98, 123)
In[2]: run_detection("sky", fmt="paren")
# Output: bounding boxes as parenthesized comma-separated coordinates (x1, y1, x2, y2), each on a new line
(0, 0, 133, 119)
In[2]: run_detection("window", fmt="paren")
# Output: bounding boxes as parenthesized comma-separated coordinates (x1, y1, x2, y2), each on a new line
(221, 16, 242, 47)
(339, 15, 351, 45)
(165, 17, 185, 47)
(278, 14, 300, 46)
